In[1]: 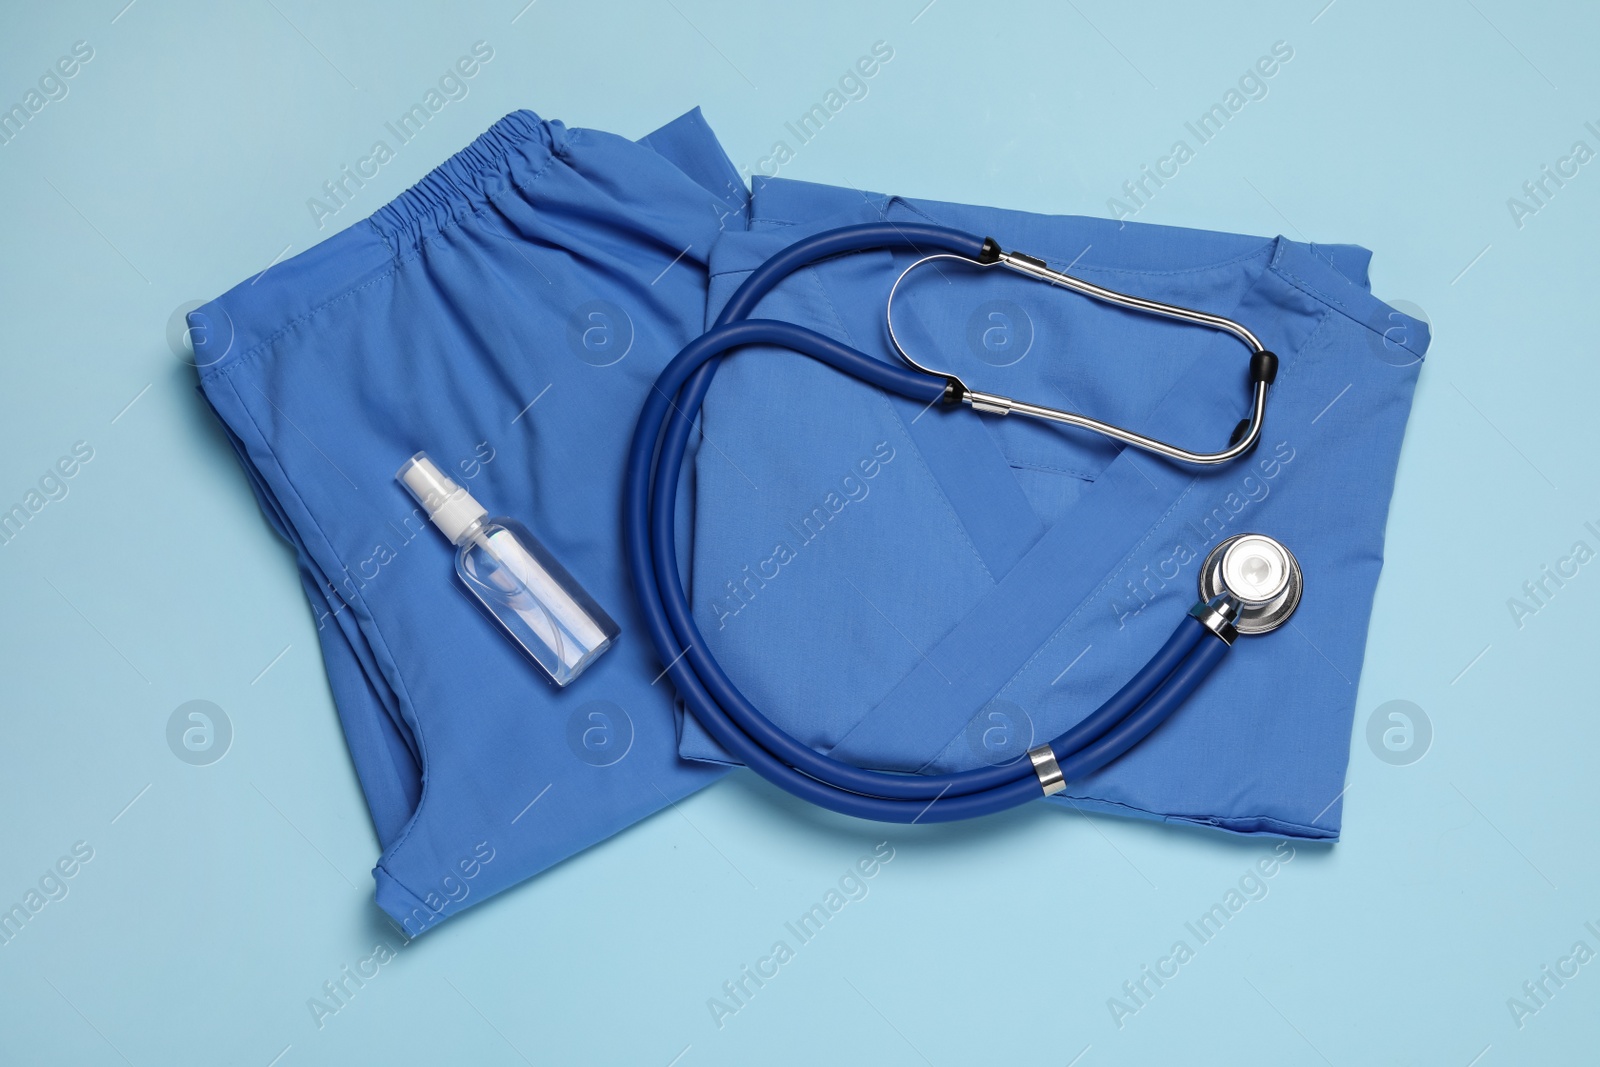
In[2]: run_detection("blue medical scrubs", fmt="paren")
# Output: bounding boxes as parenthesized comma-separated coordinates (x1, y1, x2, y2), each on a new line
(678, 177, 1427, 840)
(190, 109, 746, 935)
(191, 107, 1425, 935)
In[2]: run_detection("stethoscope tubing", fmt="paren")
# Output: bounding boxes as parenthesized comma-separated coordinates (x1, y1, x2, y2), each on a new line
(625, 223, 1233, 822)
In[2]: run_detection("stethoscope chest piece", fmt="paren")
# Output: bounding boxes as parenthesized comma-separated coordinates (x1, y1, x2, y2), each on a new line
(1198, 533, 1302, 634)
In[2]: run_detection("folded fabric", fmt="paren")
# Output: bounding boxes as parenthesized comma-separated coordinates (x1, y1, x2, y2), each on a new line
(190, 109, 746, 934)
(678, 177, 1427, 840)
(190, 104, 1427, 943)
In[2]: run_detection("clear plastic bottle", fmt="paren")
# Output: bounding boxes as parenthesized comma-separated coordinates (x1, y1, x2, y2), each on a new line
(397, 452, 619, 686)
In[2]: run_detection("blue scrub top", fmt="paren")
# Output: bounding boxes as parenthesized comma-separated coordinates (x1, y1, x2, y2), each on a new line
(677, 177, 1427, 840)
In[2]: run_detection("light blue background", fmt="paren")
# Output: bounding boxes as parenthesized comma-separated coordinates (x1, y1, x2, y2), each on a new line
(1, 1, 1595, 1063)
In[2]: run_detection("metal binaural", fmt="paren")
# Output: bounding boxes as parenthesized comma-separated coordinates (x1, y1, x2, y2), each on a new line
(885, 247, 1272, 466)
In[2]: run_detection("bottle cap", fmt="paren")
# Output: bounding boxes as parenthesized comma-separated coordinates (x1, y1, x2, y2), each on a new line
(396, 451, 487, 545)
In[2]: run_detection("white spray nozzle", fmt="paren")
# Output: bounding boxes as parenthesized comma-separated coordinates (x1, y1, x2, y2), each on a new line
(397, 451, 488, 545)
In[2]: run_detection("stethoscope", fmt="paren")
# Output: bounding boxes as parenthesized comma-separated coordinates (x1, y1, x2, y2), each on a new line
(626, 222, 1303, 823)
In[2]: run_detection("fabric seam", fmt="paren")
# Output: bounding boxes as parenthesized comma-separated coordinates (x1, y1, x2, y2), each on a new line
(1053, 793, 1338, 838)
(1005, 459, 1099, 482)
(886, 196, 1279, 278)
(1271, 253, 1427, 358)
(802, 263, 997, 585)
(222, 330, 438, 879)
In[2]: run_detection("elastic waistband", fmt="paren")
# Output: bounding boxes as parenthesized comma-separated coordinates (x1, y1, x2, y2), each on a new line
(371, 109, 562, 252)
(191, 111, 567, 380)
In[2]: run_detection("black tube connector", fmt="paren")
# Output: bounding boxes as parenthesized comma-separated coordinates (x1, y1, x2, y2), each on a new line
(943, 378, 966, 404)
(1249, 349, 1279, 386)
(977, 237, 1002, 264)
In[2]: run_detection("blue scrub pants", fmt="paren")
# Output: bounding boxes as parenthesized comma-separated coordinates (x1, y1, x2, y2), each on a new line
(190, 109, 745, 936)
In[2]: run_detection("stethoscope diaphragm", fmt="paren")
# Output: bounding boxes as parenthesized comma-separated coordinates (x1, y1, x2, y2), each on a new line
(1198, 533, 1302, 634)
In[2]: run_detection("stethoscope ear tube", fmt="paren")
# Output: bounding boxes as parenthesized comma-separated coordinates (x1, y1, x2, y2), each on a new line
(885, 247, 1277, 465)
(626, 223, 1254, 824)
